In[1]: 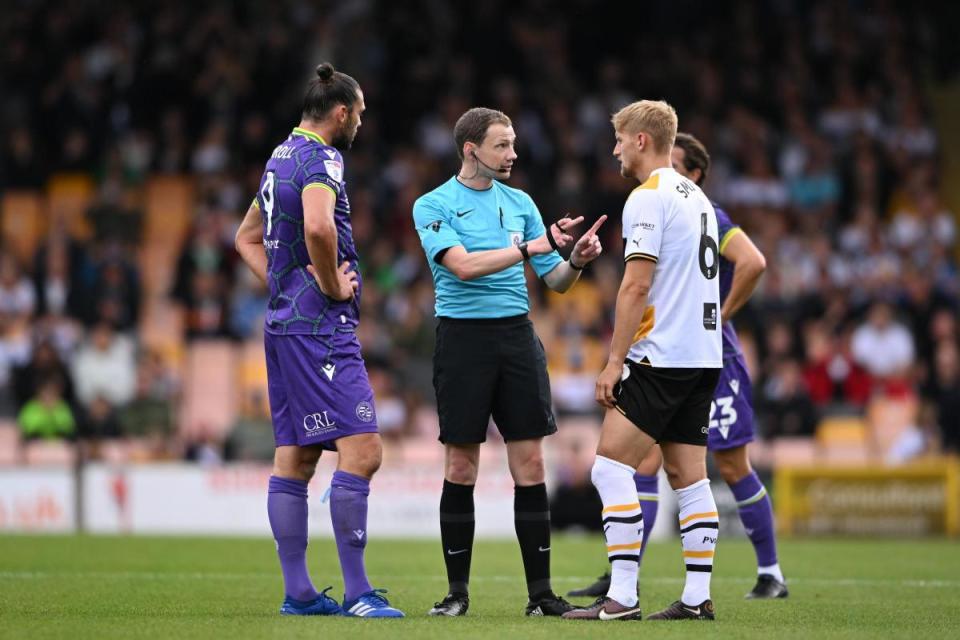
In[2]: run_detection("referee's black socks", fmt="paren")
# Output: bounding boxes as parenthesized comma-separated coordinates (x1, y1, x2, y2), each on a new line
(514, 483, 553, 599)
(440, 480, 475, 596)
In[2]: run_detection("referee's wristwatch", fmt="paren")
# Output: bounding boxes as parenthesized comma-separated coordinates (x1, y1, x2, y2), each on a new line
(517, 241, 531, 261)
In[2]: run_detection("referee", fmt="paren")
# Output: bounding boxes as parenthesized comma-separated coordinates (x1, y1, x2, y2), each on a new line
(413, 107, 606, 617)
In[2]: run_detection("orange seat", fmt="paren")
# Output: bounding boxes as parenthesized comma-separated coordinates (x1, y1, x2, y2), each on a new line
(816, 416, 869, 464)
(179, 340, 237, 442)
(816, 416, 868, 445)
(238, 339, 269, 416)
(1, 191, 46, 264)
(0, 420, 22, 465)
(47, 173, 95, 240)
(138, 299, 185, 369)
(144, 176, 194, 247)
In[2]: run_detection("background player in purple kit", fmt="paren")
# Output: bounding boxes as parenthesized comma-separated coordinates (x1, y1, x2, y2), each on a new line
(234, 62, 403, 618)
(569, 132, 787, 601)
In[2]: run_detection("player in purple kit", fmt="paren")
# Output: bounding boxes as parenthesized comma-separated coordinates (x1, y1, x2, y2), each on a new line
(234, 62, 403, 618)
(569, 132, 787, 602)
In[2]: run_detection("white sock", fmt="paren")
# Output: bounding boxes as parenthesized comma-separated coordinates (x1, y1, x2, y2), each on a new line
(676, 478, 718, 606)
(759, 563, 785, 583)
(591, 455, 641, 607)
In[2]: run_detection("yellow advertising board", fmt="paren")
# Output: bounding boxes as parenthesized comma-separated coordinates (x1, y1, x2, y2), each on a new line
(775, 462, 960, 536)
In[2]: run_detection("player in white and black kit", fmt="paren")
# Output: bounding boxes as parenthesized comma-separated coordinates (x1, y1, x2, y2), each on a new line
(564, 101, 722, 622)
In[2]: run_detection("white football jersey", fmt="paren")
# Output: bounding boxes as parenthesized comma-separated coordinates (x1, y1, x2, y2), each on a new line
(621, 167, 722, 368)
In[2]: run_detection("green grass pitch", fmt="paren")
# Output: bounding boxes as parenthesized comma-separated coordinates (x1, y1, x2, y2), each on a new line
(1, 534, 958, 639)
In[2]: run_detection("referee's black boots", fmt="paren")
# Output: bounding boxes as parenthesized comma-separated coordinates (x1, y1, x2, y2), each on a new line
(428, 592, 469, 617)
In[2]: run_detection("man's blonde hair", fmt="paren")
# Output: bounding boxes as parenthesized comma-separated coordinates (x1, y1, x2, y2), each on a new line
(612, 100, 678, 153)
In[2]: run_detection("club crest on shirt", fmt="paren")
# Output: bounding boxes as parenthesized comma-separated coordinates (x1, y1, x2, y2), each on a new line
(355, 401, 375, 423)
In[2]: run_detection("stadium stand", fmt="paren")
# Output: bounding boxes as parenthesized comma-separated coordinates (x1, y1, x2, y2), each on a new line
(0, 0, 957, 473)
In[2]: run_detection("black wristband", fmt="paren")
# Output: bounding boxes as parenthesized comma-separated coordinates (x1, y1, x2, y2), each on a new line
(569, 257, 585, 271)
(547, 223, 561, 251)
(517, 241, 531, 261)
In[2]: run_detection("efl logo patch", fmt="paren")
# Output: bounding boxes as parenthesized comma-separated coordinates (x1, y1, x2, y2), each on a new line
(323, 159, 343, 182)
(703, 303, 718, 330)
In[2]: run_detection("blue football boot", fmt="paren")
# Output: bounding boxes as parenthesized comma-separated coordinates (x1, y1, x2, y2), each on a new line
(341, 588, 405, 618)
(280, 586, 342, 616)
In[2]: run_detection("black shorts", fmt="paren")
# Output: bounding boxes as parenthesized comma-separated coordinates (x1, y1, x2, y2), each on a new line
(433, 314, 557, 444)
(614, 360, 721, 446)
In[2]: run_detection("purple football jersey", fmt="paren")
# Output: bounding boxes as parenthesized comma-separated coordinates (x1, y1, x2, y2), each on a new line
(714, 203, 743, 359)
(255, 127, 361, 337)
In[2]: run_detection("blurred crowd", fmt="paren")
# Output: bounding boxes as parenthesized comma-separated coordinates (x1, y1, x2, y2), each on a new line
(1, 0, 958, 463)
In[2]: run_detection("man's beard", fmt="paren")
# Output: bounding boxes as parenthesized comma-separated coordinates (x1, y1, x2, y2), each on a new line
(330, 121, 357, 150)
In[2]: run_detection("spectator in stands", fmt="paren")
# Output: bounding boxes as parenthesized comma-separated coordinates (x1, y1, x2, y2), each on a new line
(758, 358, 819, 439)
(17, 374, 76, 440)
(183, 424, 224, 466)
(801, 322, 871, 408)
(0, 254, 35, 324)
(4, 127, 44, 188)
(367, 364, 408, 442)
(173, 219, 234, 339)
(79, 395, 122, 440)
(71, 321, 136, 409)
(0, 262, 33, 416)
(0, 1, 955, 459)
(889, 189, 955, 254)
(228, 266, 268, 339)
(182, 270, 232, 339)
(788, 136, 840, 224)
(551, 348, 601, 416)
(224, 388, 274, 462)
(927, 341, 960, 453)
(851, 301, 916, 394)
(549, 436, 603, 532)
(89, 245, 141, 331)
(12, 339, 77, 412)
(117, 351, 176, 440)
(32, 224, 92, 321)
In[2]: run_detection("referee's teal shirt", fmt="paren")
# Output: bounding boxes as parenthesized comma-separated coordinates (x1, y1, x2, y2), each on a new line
(413, 176, 563, 318)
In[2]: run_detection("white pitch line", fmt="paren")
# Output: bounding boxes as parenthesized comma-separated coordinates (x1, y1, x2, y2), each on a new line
(0, 571, 957, 588)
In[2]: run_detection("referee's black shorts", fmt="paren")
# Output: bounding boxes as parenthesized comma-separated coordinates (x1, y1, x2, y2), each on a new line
(433, 314, 557, 444)
(614, 359, 721, 446)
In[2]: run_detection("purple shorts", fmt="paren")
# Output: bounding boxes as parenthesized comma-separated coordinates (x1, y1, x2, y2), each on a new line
(707, 354, 755, 451)
(264, 332, 379, 450)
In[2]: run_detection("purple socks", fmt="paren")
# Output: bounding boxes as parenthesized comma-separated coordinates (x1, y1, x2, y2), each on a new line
(633, 474, 660, 565)
(330, 470, 374, 601)
(267, 475, 318, 602)
(730, 471, 779, 568)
